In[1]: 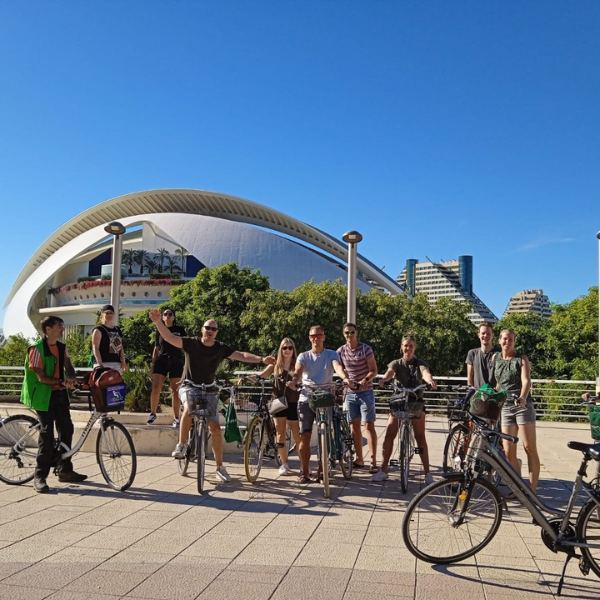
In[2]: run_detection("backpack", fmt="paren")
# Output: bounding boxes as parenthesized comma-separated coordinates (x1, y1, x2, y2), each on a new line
(85, 367, 126, 412)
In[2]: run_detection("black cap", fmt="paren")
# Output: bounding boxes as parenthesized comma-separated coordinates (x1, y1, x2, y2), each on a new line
(101, 304, 115, 313)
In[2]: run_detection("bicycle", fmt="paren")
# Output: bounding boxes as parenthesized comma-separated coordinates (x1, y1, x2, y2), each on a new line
(401, 406, 600, 595)
(331, 394, 354, 481)
(0, 387, 136, 491)
(384, 382, 427, 493)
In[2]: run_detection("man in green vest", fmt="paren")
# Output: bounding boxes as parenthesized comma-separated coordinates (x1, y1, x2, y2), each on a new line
(21, 316, 87, 493)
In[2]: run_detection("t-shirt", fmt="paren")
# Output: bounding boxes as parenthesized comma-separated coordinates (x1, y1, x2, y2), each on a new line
(29, 344, 70, 391)
(336, 342, 374, 390)
(93, 325, 123, 363)
(155, 325, 187, 359)
(465, 347, 498, 390)
(387, 357, 429, 400)
(297, 349, 341, 401)
(181, 338, 234, 384)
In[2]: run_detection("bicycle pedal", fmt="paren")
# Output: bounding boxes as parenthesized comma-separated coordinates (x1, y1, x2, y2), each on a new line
(414, 448, 423, 455)
(579, 557, 591, 576)
(389, 459, 399, 466)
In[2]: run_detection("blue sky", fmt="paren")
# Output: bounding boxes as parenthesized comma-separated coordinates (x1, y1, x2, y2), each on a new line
(1, 1, 599, 329)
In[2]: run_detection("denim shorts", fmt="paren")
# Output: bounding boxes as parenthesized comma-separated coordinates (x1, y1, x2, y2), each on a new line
(345, 390, 376, 423)
(501, 401, 536, 427)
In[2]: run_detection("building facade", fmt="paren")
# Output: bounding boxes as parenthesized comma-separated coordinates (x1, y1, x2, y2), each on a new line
(503, 289, 551, 319)
(396, 256, 497, 326)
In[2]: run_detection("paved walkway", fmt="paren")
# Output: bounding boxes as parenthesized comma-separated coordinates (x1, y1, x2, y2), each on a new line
(0, 416, 598, 600)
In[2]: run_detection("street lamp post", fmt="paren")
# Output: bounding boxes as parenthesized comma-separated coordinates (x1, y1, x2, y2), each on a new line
(342, 230, 363, 324)
(104, 222, 127, 323)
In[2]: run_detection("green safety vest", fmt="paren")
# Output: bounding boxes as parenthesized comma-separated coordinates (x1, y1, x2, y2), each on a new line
(20, 338, 66, 412)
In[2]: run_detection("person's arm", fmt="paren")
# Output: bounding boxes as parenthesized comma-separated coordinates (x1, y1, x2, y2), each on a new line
(228, 350, 276, 365)
(63, 351, 77, 388)
(421, 367, 438, 390)
(332, 359, 348, 384)
(256, 364, 275, 379)
(518, 355, 532, 404)
(149, 310, 183, 348)
(378, 366, 395, 388)
(466, 364, 474, 387)
(288, 362, 304, 390)
(91, 328, 103, 367)
(359, 355, 378, 390)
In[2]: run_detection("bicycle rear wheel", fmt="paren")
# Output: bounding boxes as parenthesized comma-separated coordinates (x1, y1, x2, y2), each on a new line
(576, 496, 600, 578)
(0, 414, 39, 485)
(96, 419, 137, 491)
(197, 420, 207, 493)
(244, 416, 265, 483)
(177, 420, 196, 476)
(399, 422, 410, 494)
(402, 474, 503, 563)
(339, 418, 353, 480)
(443, 423, 469, 473)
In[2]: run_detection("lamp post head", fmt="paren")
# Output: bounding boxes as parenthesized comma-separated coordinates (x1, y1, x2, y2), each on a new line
(104, 222, 126, 236)
(597, 231, 600, 240)
(342, 230, 363, 244)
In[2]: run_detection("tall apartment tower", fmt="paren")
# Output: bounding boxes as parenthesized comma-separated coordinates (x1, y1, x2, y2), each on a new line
(397, 255, 497, 326)
(503, 289, 551, 318)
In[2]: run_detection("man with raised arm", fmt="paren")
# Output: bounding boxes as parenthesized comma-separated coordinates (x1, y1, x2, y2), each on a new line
(466, 321, 498, 389)
(21, 316, 87, 493)
(149, 310, 275, 482)
(288, 325, 348, 484)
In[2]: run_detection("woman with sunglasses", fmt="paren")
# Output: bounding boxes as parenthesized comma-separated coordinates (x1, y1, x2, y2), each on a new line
(148, 309, 187, 426)
(255, 338, 301, 475)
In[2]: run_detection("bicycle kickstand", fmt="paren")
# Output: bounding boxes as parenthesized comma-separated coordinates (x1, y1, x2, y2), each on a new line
(557, 555, 572, 596)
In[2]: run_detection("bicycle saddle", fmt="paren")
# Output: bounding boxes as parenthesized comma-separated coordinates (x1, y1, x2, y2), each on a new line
(567, 441, 600, 461)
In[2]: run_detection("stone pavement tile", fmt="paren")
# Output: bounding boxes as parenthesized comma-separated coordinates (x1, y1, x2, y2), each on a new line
(0, 542, 65, 564)
(99, 550, 175, 574)
(3, 561, 100, 590)
(293, 541, 360, 569)
(0, 583, 54, 600)
(482, 581, 555, 598)
(181, 533, 253, 559)
(46, 546, 118, 565)
(207, 516, 272, 537)
(218, 564, 288, 584)
(318, 510, 372, 527)
(478, 537, 533, 558)
(368, 510, 405, 529)
(125, 563, 224, 600)
(310, 527, 366, 545)
(415, 559, 479, 577)
(64, 568, 147, 596)
(271, 566, 352, 600)
(476, 555, 540, 582)
(47, 590, 121, 600)
(415, 586, 486, 600)
(417, 573, 484, 592)
(67, 503, 145, 527)
(25, 525, 103, 548)
(0, 511, 74, 542)
(346, 580, 414, 597)
(354, 545, 415, 572)
(169, 556, 231, 568)
(231, 537, 305, 567)
(197, 579, 277, 600)
(362, 526, 405, 547)
(73, 526, 151, 551)
(127, 528, 200, 554)
(110, 510, 176, 529)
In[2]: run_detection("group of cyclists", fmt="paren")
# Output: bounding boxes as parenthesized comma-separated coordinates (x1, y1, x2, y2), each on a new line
(21, 305, 540, 492)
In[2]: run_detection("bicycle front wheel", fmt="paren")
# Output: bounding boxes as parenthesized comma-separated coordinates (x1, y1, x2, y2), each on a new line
(0, 414, 39, 485)
(576, 496, 600, 578)
(443, 423, 469, 473)
(319, 422, 330, 498)
(244, 416, 265, 483)
(399, 423, 410, 494)
(339, 418, 353, 480)
(197, 420, 207, 493)
(402, 474, 503, 564)
(96, 420, 137, 491)
(177, 420, 196, 476)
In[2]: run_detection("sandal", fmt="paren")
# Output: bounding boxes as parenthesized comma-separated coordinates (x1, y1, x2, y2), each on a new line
(369, 465, 379, 474)
(297, 475, 311, 484)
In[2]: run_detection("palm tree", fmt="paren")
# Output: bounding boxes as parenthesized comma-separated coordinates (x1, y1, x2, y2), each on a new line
(144, 255, 158, 274)
(175, 247, 187, 274)
(122, 249, 135, 275)
(134, 249, 149, 275)
(155, 248, 169, 273)
(165, 256, 182, 275)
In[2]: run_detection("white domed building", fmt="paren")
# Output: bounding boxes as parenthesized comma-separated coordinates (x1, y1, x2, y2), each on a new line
(4, 189, 403, 338)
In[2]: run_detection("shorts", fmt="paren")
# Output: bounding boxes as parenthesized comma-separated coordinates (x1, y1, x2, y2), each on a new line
(153, 356, 184, 379)
(297, 402, 332, 433)
(272, 401, 298, 422)
(501, 401, 536, 427)
(179, 388, 219, 424)
(345, 390, 376, 423)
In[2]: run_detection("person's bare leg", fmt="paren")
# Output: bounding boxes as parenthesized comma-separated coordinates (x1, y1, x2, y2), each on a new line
(519, 422, 540, 491)
(150, 373, 166, 415)
(290, 421, 301, 450)
(364, 420, 377, 468)
(299, 431, 312, 477)
(380, 417, 399, 473)
(170, 377, 181, 419)
(502, 424, 520, 475)
(412, 413, 430, 473)
(274, 416, 288, 463)
(351, 419, 364, 465)
(179, 406, 192, 445)
(208, 421, 224, 468)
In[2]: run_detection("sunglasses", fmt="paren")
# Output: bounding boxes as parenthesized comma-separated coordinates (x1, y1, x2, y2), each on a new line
(163, 312, 174, 317)
(309, 334, 324, 339)
(343, 330, 356, 335)
(281, 346, 294, 351)
(203, 326, 218, 332)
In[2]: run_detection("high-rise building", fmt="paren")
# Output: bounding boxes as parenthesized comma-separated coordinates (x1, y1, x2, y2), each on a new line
(503, 289, 551, 319)
(397, 256, 497, 325)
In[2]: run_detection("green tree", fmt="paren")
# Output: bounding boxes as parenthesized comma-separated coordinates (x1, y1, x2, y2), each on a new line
(0, 334, 32, 366)
(144, 254, 158, 273)
(65, 331, 92, 368)
(120, 310, 155, 362)
(122, 249, 135, 275)
(134, 249, 149, 275)
(175, 247, 187, 273)
(155, 248, 169, 273)
(165, 256, 181, 275)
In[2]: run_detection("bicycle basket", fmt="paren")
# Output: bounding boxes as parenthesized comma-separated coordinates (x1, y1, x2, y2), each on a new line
(470, 384, 507, 421)
(179, 384, 210, 414)
(389, 394, 423, 419)
(589, 405, 600, 441)
(307, 388, 335, 411)
(447, 388, 475, 423)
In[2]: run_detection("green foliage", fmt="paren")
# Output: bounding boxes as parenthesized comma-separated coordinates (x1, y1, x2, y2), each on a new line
(65, 331, 92, 368)
(120, 311, 155, 362)
(0, 334, 33, 366)
(122, 356, 152, 412)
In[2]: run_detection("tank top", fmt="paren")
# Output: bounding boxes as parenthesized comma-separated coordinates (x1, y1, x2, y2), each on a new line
(493, 353, 532, 403)
(271, 369, 300, 404)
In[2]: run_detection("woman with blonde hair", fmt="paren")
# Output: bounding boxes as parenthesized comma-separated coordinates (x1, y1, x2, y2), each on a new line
(255, 338, 301, 475)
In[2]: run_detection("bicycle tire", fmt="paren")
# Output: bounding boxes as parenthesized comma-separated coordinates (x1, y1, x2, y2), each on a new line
(197, 420, 206, 493)
(443, 423, 470, 473)
(268, 419, 283, 468)
(244, 416, 265, 483)
(96, 420, 137, 491)
(576, 496, 600, 578)
(399, 422, 410, 493)
(177, 420, 196, 476)
(286, 421, 296, 455)
(339, 418, 353, 480)
(402, 473, 503, 564)
(0, 414, 39, 485)
(319, 421, 330, 498)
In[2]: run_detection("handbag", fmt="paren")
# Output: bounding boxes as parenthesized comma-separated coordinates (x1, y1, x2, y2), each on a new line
(269, 396, 288, 416)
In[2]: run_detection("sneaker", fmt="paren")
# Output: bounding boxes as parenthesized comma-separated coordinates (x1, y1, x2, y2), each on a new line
(147, 413, 157, 424)
(58, 471, 88, 483)
(278, 463, 291, 476)
(172, 443, 185, 459)
(215, 466, 232, 482)
(173, 418, 180, 429)
(372, 469, 389, 482)
(33, 477, 49, 493)
(424, 473, 435, 486)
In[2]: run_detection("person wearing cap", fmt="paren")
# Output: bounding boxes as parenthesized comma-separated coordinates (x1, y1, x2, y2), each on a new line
(91, 305, 127, 374)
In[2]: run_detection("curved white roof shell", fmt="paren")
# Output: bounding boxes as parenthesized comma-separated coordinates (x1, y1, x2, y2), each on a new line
(4, 189, 402, 337)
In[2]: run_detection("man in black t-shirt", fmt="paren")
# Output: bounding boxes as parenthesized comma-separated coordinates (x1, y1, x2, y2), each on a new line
(466, 321, 498, 389)
(149, 310, 275, 482)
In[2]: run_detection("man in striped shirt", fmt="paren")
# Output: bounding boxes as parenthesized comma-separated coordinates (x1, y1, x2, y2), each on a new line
(337, 323, 379, 473)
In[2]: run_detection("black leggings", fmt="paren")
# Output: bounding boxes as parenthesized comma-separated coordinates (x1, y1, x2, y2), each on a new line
(35, 389, 74, 478)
